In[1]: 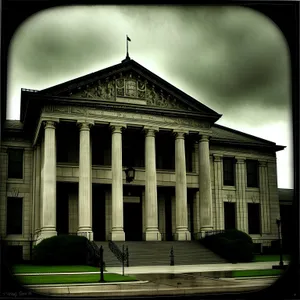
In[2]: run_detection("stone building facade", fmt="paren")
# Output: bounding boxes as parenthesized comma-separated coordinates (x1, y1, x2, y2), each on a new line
(0, 58, 284, 259)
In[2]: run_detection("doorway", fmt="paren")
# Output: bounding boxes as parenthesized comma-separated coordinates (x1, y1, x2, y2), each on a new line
(123, 186, 143, 241)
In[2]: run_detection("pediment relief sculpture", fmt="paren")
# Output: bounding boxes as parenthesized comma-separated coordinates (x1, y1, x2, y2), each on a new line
(70, 72, 192, 111)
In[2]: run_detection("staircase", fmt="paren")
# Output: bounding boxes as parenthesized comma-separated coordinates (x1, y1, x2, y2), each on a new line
(94, 241, 227, 267)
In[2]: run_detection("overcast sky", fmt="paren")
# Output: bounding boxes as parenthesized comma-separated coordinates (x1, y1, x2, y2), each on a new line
(7, 5, 293, 188)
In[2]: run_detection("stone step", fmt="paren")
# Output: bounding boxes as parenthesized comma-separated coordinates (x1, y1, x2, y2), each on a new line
(94, 241, 227, 267)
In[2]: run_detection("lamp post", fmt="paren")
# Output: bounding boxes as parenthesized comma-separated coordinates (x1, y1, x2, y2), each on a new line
(276, 218, 284, 268)
(125, 167, 135, 183)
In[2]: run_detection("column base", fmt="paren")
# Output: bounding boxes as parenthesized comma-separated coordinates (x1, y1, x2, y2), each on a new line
(145, 229, 162, 241)
(36, 228, 57, 244)
(200, 226, 213, 238)
(111, 229, 125, 241)
(175, 229, 191, 241)
(77, 230, 93, 241)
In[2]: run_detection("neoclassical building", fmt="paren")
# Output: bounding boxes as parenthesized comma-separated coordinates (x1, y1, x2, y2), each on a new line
(0, 57, 284, 259)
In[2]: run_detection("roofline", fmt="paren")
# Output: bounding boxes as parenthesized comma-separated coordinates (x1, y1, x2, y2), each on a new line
(36, 58, 221, 119)
(213, 123, 284, 146)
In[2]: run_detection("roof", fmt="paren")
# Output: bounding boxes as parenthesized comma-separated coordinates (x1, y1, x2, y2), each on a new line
(36, 58, 221, 118)
(210, 124, 285, 151)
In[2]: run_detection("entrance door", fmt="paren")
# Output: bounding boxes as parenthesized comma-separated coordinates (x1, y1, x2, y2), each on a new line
(123, 202, 142, 241)
(92, 185, 106, 241)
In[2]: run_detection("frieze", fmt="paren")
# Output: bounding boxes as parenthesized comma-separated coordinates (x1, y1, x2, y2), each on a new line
(69, 71, 193, 111)
(50, 105, 210, 129)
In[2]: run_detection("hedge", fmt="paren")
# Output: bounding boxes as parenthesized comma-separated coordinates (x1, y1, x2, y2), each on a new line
(32, 235, 99, 266)
(200, 229, 254, 263)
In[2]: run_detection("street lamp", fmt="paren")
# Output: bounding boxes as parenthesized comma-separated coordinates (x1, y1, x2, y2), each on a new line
(125, 167, 135, 183)
(276, 218, 284, 268)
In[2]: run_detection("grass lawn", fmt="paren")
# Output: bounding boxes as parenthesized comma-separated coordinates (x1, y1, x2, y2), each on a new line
(16, 273, 137, 285)
(12, 264, 103, 274)
(232, 269, 284, 277)
(253, 255, 290, 262)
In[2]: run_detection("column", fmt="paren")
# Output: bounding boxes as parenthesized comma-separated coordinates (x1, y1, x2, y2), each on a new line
(213, 154, 223, 230)
(144, 127, 161, 241)
(198, 135, 213, 235)
(77, 120, 94, 241)
(259, 161, 270, 233)
(174, 131, 191, 240)
(236, 157, 248, 232)
(40, 120, 58, 240)
(193, 191, 201, 239)
(34, 143, 41, 239)
(110, 124, 125, 241)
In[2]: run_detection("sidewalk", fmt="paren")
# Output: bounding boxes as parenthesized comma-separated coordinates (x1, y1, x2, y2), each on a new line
(23, 261, 288, 297)
(106, 261, 290, 275)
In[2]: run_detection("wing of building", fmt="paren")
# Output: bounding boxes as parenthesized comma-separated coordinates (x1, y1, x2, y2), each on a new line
(0, 57, 285, 260)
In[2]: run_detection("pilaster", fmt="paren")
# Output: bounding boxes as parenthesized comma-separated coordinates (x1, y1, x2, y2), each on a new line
(259, 160, 270, 234)
(235, 156, 247, 232)
(213, 154, 223, 230)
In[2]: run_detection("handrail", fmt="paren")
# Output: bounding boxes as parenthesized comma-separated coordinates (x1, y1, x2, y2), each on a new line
(108, 240, 127, 275)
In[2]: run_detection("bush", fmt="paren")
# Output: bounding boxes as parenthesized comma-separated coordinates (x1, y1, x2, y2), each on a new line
(32, 235, 99, 266)
(200, 229, 254, 263)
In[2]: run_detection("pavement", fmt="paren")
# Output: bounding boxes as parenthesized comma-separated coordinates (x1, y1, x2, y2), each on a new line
(21, 261, 289, 297)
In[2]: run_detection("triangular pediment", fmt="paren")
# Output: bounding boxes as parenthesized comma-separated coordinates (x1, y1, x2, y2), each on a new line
(69, 71, 193, 111)
(38, 59, 221, 118)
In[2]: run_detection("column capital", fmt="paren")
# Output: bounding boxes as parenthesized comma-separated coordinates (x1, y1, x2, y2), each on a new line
(110, 123, 127, 133)
(77, 120, 94, 131)
(235, 156, 246, 164)
(259, 160, 268, 167)
(198, 134, 210, 142)
(213, 154, 223, 162)
(43, 120, 58, 130)
(143, 126, 159, 137)
(173, 130, 188, 139)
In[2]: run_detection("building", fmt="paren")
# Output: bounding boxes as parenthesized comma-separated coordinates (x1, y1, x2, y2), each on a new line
(0, 57, 285, 260)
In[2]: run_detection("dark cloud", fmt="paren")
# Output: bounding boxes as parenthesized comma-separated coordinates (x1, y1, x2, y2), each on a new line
(6, 5, 292, 187)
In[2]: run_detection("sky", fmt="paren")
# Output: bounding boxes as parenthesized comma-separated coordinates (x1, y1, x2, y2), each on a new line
(6, 5, 293, 189)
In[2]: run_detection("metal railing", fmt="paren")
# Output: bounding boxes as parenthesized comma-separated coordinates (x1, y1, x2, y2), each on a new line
(108, 240, 128, 275)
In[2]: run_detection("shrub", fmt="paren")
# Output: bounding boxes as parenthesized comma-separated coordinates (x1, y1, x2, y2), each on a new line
(32, 235, 99, 266)
(200, 229, 254, 263)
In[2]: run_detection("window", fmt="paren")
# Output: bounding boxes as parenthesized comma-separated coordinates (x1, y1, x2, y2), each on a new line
(224, 202, 236, 230)
(7, 149, 23, 179)
(223, 157, 235, 186)
(6, 197, 23, 234)
(246, 160, 259, 187)
(248, 203, 261, 234)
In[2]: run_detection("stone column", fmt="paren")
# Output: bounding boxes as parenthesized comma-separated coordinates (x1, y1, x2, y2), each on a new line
(110, 124, 125, 241)
(144, 127, 161, 241)
(40, 120, 58, 241)
(34, 143, 41, 239)
(198, 135, 213, 235)
(174, 131, 191, 240)
(77, 121, 94, 241)
(235, 157, 248, 232)
(259, 160, 270, 233)
(213, 154, 223, 230)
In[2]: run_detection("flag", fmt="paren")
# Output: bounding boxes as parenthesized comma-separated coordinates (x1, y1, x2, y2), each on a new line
(127, 36, 131, 42)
